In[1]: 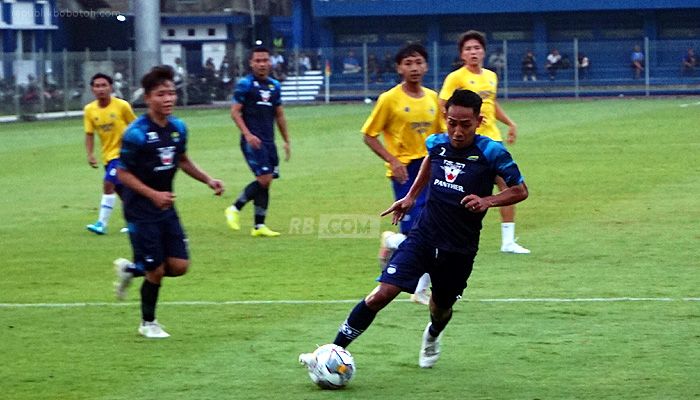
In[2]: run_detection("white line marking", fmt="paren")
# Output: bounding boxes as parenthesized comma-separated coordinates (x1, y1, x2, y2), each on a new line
(0, 297, 698, 309)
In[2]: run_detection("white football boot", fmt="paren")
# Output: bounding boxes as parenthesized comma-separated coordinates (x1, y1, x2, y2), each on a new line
(138, 320, 170, 339)
(419, 323, 444, 368)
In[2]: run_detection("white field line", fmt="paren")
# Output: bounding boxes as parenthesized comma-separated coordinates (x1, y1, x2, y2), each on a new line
(0, 297, 698, 309)
(679, 101, 700, 107)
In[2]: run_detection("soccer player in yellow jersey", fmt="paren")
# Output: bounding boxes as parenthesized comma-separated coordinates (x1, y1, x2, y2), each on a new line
(362, 43, 445, 304)
(84, 73, 137, 235)
(439, 30, 530, 254)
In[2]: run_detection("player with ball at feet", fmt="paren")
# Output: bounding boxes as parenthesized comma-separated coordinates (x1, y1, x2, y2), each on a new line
(300, 89, 528, 374)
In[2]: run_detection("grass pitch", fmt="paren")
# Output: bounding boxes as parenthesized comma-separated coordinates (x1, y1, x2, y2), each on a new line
(1, 98, 699, 399)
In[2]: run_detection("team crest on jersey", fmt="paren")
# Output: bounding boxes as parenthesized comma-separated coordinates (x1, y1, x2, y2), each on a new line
(260, 90, 271, 103)
(441, 160, 465, 183)
(157, 146, 176, 166)
(146, 131, 159, 143)
(467, 155, 479, 161)
(110, 113, 116, 119)
(404, 106, 410, 113)
(171, 132, 180, 142)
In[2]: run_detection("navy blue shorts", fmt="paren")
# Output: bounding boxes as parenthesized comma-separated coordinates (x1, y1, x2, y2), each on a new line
(379, 236, 475, 308)
(104, 159, 122, 186)
(240, 140, 280, 178)
(127, 214, 189, 271)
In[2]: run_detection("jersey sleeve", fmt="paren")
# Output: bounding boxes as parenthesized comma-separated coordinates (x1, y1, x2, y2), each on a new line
(272, 81, 283, 107)
(122, 101, 137, 124)
(438, 72, 459, 101)
(360, 92, 390, 138)
(232, 78, 251, 104)
(428, 92, 447, 133)
(83, 106, 94, 134)
(118, 125, 144, 171)
(481, 140, 524, 186)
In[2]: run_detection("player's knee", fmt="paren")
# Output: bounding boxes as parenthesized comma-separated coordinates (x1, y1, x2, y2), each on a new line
(364, 284, 400, 311)
(165, 258, 190, 276)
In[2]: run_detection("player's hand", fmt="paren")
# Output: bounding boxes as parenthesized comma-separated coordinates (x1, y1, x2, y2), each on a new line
(150, 191, 175, 210)
(380, 197, 415, 226)
(244, 133, 262, 149)
(283, 141, 291, 161)
(208, 179, 225, 196)
(390, 161, 408, 185)
(506, 124, 517, 145)
(87, 154, 98, 168)
(460, 194, 490, 213)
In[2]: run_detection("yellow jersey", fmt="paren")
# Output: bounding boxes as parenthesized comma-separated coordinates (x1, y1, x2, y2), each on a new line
(361, 84, 445, 177)
(439, 67, 501, 141)
(83, 97, 136, 165)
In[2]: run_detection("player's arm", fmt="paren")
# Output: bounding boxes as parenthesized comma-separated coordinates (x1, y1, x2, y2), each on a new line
(381, 156, 431, 225)
(83, 108, 98, 168)
(495, 101, 517, 144)
(461, 182, 528, 213)
(178, 153, 224, 195)
(230, 103, 261, 149)
(117, 167, 175, 210)
(275, 106, 291, 161)
(363, 134, 408, 184)
(85, 133, 98, 168)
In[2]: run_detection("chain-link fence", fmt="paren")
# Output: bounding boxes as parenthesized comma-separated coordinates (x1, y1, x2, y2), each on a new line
(1, 37, 698, 120)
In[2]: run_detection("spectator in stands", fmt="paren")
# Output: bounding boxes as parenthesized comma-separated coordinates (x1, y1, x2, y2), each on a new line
(219, 56, 235, 96)
(682, 48, 696, 76)
(521, 50, 537, 81)
(381, 51, 397, 82)
(271, 51, 286, 81)
(577, 53, 590, 79)
(545, 48, 562, 80)
(451, 55, 463, 71)
(487, 48, 506, 79)
(631, 45, 644, 79)
(343, 50, 362, 74)
(298, 53, 311, 75)
(367, 53, 381, 82)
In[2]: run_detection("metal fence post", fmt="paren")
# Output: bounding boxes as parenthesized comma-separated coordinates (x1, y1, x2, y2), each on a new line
(63, 49, 69, 113)
(574, 37, 579, 99)
(433, 41, 439, 91)
(503, 39, 509, 99)
(644, 36, 650, 96)
(362, 42, 369, 101)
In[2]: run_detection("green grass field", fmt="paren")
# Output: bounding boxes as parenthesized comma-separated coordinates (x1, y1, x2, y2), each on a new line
(1, 98, 699, 399)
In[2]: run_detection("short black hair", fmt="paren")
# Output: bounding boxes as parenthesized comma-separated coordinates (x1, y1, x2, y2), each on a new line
(446, 89, 482, 116)
(90, 73, 113, 86)
(395, 43, 428, 65)
(141, 65, 175, 94)
(249, 46, 270, 59)
(458, 30, 487, 52)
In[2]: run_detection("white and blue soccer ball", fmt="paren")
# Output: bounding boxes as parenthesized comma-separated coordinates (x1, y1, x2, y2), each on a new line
(307, 344, 355, 389)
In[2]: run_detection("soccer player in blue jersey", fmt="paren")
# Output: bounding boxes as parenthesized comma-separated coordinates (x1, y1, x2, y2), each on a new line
(300, 89, 528, 371)
(225, 46, 291, 237)
(113, 65, 224, 338)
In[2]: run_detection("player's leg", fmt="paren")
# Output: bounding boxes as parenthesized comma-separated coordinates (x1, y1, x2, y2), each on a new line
(495, 176, 530, 254)
(139, 263, 170, 339)
(250, 142, 280, 237)
(87, 160, 119, 235)
(419, 249, 475, 368)
(334, 239, 427, 348)
(226, 140, 263, 230)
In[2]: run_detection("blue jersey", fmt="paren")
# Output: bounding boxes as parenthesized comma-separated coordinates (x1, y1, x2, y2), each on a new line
(118, 114, 188, 222)
(233, 74, 282, 143)
(411, 133, 524, 253)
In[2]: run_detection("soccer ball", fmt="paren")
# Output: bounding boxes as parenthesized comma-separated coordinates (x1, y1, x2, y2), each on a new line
(307, 344, 355, 389)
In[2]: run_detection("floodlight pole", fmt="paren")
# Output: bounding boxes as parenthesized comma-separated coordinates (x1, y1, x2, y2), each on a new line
(133, 1, 161, 81)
